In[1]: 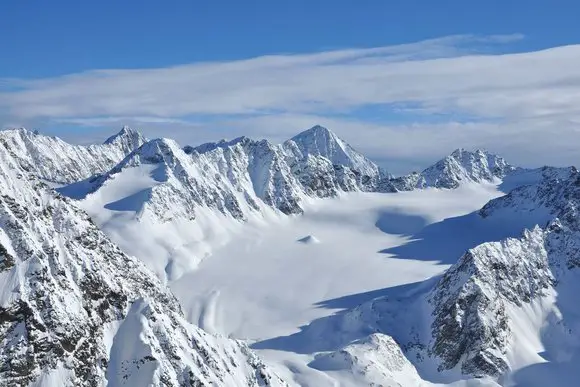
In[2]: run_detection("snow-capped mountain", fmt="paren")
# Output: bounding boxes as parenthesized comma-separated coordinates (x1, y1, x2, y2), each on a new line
(0, 126, 146, 184)
(189, 125, 387, 212)
(382, 148, 516, 192)
(188, 136, 304, 215)
(427, 187, 580, 385)
(283, 125, 386, 179)
(480, 165, 580, 223)
(73, 125, 387, 226)
(0, 133, 286, 386)
(58, 126, 392, 282)
(4, 124, 579, 386)
(284, 164, 580, 386)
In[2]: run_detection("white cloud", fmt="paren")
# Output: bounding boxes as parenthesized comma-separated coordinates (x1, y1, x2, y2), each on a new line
(3, 33, 580, 174)
(0, 34, 530, 119)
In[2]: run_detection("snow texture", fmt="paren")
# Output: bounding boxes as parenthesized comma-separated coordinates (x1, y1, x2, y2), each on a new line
(0, 130, 287, 386)
(4, 124, 580, 387)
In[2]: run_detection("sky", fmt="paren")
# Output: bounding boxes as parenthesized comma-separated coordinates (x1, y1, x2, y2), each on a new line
(2, 1, 580, 174)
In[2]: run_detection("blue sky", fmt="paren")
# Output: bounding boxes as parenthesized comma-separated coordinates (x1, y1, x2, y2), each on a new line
(2, 1, 580, 173)
(2, 1, 577, 77)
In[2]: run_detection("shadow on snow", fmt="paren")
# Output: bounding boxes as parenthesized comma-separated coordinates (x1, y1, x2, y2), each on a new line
(377, 210, 547, 265)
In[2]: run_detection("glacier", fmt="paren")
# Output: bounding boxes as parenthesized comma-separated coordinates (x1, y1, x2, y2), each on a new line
(1, 124, 579, 386)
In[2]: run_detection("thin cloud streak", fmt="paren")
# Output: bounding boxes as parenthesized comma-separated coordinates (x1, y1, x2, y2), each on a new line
(3, 33, 580, 174)
(0, 34, 533, 120)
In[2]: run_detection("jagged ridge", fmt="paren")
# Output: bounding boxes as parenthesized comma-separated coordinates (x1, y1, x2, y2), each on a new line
(0, 127, 146, 184)
(81, 125, 388, 224)
(0, 131, 286, 386)
(381, 148, 516, 192)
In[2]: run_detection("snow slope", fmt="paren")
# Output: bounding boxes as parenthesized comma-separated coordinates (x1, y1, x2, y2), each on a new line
(0, 131, 287, 386)
(5, 125, 578, 386)
(274, 164, 580, 386)
(168, 184, 525, 386)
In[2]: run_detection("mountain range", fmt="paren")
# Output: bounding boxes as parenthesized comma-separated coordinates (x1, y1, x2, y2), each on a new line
(0, 125, 576, 386)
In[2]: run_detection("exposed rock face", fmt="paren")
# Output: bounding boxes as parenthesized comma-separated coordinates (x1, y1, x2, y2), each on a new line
(0, 127, 146, 184)
(0, 131, 286, 386)
(381, 149, 516, 192)
(429, 227, 552, 377)
(428, 167, 580, 379)
(190, 136, 304, 215)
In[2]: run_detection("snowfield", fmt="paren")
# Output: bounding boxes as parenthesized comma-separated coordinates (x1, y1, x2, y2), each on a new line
(76, 180, 531, 386)
(5, 126, 580, 386)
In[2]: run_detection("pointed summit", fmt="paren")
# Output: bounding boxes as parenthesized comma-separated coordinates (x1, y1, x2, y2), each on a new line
(289, 125, 340, 147)
(285, 125, 383, 177)
(422, 148, 514, 188)
(104, 125, 147, 149)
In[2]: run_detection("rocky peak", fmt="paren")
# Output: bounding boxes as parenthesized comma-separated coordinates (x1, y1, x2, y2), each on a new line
(381, 148, 515, 192)
(103, 126, 147, 153)
(427, 148, 514, 186)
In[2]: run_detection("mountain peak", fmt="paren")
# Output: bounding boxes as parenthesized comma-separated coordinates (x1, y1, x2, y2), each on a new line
(382, 148, 515, 192)
(104, 126, 146, 145)
(286, 125, 383, 177)
(425, 148, 514, 188)
(1, 127, 46, 139)
(131, 137, 182, 163)
(449, 147, 466, 157)
(291, 125, 338, 143)
(449, 148, 494, 159)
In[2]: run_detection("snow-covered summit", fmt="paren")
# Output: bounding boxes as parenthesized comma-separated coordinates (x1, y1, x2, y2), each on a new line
(424, 148, 515, 186)
(382, 148, 516, 191)
(284, 125, 385, 178)
(103, 125, 147, 153)
(85, 136, 253, 222)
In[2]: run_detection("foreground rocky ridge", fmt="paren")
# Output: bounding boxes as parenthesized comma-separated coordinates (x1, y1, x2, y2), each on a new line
(0, 133, 286, 385)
